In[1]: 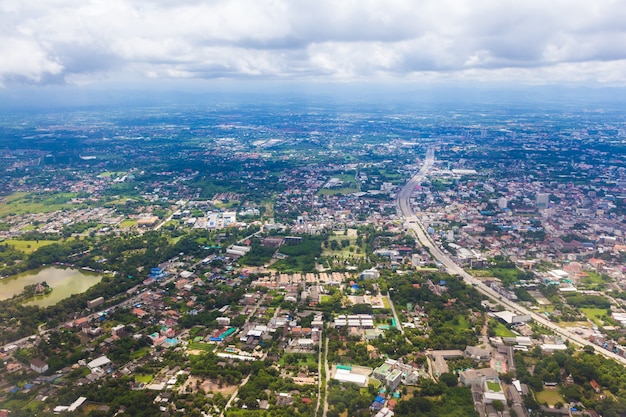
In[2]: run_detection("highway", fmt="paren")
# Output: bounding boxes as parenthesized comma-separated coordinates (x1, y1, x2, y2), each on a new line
(397, 147, 626, 367)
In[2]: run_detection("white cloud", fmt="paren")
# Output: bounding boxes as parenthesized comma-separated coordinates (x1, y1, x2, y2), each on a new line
(0, 38, 63, 84)
(1, 0, 626, 86)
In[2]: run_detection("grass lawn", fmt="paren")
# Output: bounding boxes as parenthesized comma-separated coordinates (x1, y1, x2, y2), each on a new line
(279, 352, 318, 368)
(535, 389, 564, 406)
(188, 342, 215, 353)
(98, 171, 127, 178)
(580, 307, 608, 326)
(486, 381, 502, 392)
(213, 200, 239, 210)
(581, 272, 610, 290)
(130, 347, 150, 360)
(451, 315, 469, 331)
(582, 271, 608, 285)
(4, 239, 65, 254)
(382, 297, 391, 309)
(105, 197, 136, 206)
(135, 374, 153, 384)
(492, 321, 517, 337)
(20, 224, 37, 231)
(120, 219, 137, 229)
(470, 270, 493, 278)
(318, 174, 361, 195)
(322, 247, 364, 259)
(560, 321, 592, 330)
(368, 379, 382, 389)
(318, 187, 359, 196)
(322, 234, 365, 260)
(470, 268, 528, 286)
(262, 200, 274, 218)
(16, 399, 42, 414)
(0, 192, 82, 218)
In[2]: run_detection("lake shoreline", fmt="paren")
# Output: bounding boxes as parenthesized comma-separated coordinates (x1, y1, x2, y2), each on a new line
(0, 266, 103, 307)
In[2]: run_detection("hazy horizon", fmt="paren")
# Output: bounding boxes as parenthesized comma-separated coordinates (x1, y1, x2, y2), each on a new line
(2, 81, 626, 113)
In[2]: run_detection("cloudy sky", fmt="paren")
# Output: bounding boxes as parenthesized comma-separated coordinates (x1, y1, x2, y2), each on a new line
(2, 0, 626, 89)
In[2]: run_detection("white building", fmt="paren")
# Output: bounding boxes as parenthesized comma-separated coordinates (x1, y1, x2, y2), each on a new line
(333, 368, 368, 387)
(359, 269, 380, 280)
(493, 310, 531, 324)
(87, 355, 111, 371)
(30, 358, 48, 374)
(536, 193, 549, 209)
(217, 317, 231, 326)
(226, 245, 251, 257)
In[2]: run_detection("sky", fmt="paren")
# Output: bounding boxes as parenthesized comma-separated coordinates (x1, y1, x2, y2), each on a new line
(2, 0, 626, 91)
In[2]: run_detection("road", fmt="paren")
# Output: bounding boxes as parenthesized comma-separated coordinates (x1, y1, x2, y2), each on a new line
(315, 331, 324, 417)
(387, 292, 404, 335)
(244, 293, 267, 327)
(221, 374, 250, 417)
(1, 287, 151, 352)
(397, 147, 626, 367)
(322, 335, 330, 417)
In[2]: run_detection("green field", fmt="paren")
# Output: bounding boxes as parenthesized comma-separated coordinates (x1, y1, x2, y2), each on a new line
(318, 187, 360, 196)
(322, 234, 365, 260)
(470, 270, 493, 278)
(0, 192, 81, 218)
(4, 239, 65, 254)
(98, 171, 127, 178)
(120, 219, 137, 229)
(262, 200, 274, 218)
(279, 352, 318, 368)
(471, 267, 530, 286)
(213, 200, 239, 210)
(130, 347, 150, 360)
(581, 272, 610, 289)
(135, 374, 153, 384)
(104, 197, 136, 206)
(580, 307, 608, 326)
(492, 321, 517, 337)
(317, 175, 359, 196)
(188, 342, 215, 353)
(486, 381, 501, 392)
(368, 378, 382, 389)
(451, 315, 470, 331)
(535, 389, 564, 407)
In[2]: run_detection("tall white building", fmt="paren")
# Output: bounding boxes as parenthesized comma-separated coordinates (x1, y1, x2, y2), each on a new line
(536, 193, 549, 209)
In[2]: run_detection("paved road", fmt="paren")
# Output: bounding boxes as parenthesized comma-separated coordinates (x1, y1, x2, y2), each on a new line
(1, 288, 149, 352)
(387, 292, 404, 335)
(315, 331, 323, 417)
(322, 335, 330, 417)
(221, 374, 250, 417)
(397, 148, 626, 367)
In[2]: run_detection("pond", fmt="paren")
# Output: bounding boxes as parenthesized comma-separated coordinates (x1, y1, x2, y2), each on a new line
(0, 266, 103, 307)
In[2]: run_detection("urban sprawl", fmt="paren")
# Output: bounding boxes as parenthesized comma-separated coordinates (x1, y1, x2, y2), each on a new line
(0, 101, 625, 417)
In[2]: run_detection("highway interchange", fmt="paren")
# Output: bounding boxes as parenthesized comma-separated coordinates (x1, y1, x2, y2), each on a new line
(396, 148, 626, 367)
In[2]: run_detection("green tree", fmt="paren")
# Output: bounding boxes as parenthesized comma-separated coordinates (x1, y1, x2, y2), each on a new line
(492, 400, 504, 413)
(440, 372, 459, 387)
